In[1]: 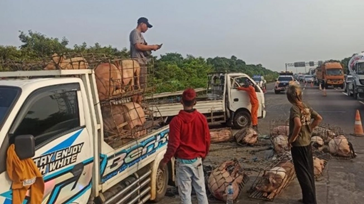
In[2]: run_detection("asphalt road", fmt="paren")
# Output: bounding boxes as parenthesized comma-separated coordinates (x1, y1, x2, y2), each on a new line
(158, 82, 364, 204)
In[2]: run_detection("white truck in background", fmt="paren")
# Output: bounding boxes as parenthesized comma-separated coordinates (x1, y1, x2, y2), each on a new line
(0, 69, 174, 204)
(149, 72, 266, 129)
(346, 52, 364, 99)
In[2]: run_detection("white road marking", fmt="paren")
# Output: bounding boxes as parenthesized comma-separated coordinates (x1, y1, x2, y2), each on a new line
(342, 92, 348, 96)
(359, 101, 364, 105)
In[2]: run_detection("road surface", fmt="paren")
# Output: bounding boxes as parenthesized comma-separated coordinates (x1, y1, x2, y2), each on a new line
(157, 82, 364, 204)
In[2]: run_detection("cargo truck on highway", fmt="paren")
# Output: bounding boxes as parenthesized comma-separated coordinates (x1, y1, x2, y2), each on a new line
(148, 72, 266, 129)
(315, 60, 344, 89)
(346, 52, 364, 99)
(0, 65, 174, 204)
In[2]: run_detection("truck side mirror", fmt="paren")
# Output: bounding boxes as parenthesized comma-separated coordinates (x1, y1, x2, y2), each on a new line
(14, 135, 35, 160)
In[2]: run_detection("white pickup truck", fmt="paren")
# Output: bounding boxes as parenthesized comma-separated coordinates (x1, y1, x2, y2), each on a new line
(0, 69, 174, 204)
(149, 72, 266, 129)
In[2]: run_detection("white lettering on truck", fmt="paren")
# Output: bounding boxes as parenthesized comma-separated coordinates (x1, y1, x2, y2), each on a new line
(33, 143, 84, 175)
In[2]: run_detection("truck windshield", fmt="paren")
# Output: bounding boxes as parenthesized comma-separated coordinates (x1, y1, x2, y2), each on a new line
(253, 76, 261, 81)
(0, 86, 20, 129)
(326, 69, 343, 76)
(357, 63, 364, 74)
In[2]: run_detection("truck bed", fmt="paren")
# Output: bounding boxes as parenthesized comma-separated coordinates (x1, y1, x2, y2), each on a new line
(151, 100, 224, 117)
(145, 88, 206, 100)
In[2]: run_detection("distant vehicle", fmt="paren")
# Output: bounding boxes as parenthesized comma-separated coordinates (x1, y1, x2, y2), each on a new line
(346, 52, 364, 99)
(274, 71, 295, 94)
(252, 75, 267, 90)
(304, 75, 314, 83)
(344, 74, 354, 93)
(316, 60, 345, 89)
(298, 75, 305, 82)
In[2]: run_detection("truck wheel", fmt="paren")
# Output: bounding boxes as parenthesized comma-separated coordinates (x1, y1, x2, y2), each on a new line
(274, 90, 280, 94)
(233, 110, 251, 129)
(152, 162, 169, 202)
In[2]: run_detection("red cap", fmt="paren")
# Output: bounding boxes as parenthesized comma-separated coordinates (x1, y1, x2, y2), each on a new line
(182, 88, 196, 101)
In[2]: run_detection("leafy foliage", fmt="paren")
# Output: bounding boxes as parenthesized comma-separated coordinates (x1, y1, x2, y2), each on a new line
(1, 30, 281, 92)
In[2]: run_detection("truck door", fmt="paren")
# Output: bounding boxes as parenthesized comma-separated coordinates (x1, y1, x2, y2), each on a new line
(0, 83, 93, 204)
(229, 76, 265, 118)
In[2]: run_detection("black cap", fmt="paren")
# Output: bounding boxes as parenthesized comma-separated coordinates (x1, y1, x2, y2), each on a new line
(137, 17, 153, 28)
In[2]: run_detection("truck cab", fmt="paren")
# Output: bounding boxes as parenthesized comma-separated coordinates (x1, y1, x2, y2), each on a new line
(150, 72, 266, 129)
(347, 58, 364, 99)
(0, 69, 173, 204)
(321, 61, 345, 89)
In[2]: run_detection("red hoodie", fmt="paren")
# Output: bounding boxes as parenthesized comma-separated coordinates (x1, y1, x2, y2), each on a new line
(161, 109, 211, 164)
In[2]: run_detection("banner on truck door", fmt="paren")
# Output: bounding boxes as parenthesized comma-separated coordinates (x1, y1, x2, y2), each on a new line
(100, 129, 169, 183)
(33, 143, 84, 175)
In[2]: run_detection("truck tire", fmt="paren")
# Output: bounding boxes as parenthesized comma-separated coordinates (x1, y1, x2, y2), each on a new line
(233, 110, 251, 129)
(274, 90, 280, 94)
(152, 162, 169, 202)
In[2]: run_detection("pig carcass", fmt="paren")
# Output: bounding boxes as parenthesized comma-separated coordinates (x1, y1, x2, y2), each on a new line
(210, 128, 233, 143)
(94, 60, 141, 101)
(270, 126, 289, 137)
(312, 126, 336, 142)
(234, 127, 258, 145)
(207, 160, 245, 202)
(328, 135, 354, 157)
(272, 135, 288, 154)
(101, 104, 126, 136)
(255, 160, 294, 200)
(95, 63, 124, 101)
(44, 54, 88, 70)
(311, 136, 324, 151)
(123, 102, 146, 130)
(313, 157, 325, 177)
(115, 59, 141, 90)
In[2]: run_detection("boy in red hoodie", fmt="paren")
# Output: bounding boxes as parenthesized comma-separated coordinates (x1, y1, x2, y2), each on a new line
(159, 88, 211, 204)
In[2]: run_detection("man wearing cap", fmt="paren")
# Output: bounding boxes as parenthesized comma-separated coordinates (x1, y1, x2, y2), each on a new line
(129, 17, 161, 89)
(159, 88, 210, 204)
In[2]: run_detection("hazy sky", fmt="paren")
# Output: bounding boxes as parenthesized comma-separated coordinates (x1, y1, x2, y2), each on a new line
(1, 0, 364, 72)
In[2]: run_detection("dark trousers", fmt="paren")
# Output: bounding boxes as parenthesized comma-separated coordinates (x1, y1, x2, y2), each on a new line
(291, 145, 317, 204)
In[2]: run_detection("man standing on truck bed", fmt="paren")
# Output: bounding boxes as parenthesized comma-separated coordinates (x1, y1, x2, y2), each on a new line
(129, 17, 161, 89)
(159, 88, 211, 204)
(237, 79, 259, 130)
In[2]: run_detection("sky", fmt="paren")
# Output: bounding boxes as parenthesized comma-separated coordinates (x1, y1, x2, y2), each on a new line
(1, 0, 364, 72)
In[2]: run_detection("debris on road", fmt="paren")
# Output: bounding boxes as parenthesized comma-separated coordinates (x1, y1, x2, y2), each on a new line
(313, 156, 326, 179)
(271, 135, 288, 154)
(234, 127, 258, 146)
(328, 135, 356, 158)
(248, 155, 295, 201)
(210, 128, 233, 143)
(207, 159, 248, 202)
